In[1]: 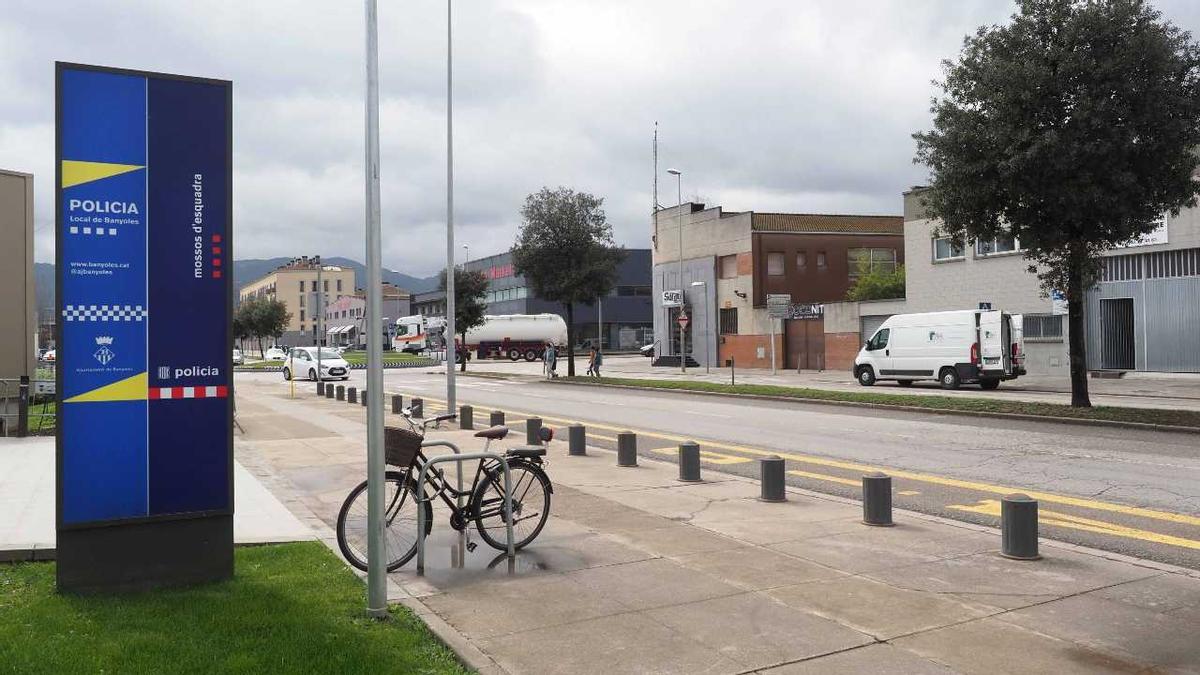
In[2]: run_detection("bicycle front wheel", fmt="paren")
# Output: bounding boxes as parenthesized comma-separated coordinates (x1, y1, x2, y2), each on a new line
(470, 460, 552, 551)
(336, 470, 431, 572)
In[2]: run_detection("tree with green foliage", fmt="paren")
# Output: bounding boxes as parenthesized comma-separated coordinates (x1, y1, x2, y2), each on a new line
(914, 0, 1200, 407)
(512, 187, 626, 376)
(439, 267, 489, 372)
(234, 297, 292, 357)
(846, 264, 906, 301)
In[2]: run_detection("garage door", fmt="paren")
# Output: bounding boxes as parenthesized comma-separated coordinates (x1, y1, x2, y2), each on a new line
(861, 315, 891, 342)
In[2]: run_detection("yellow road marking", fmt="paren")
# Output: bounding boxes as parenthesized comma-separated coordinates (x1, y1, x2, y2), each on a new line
(400, 392, 1200, 529)
(949, 500, 1200, 551)
(788, 469, 861, 487)
(700, 450, 753, 465)
(898, 490, 921, 496)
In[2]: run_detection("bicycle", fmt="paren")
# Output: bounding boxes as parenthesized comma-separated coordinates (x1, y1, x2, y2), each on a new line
(335, 409, 554, 572)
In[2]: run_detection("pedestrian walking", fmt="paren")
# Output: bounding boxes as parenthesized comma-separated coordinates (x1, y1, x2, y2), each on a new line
(586, 347, 597, 377)
(592, 348, 602, 378)
(543, 341, 558, 379)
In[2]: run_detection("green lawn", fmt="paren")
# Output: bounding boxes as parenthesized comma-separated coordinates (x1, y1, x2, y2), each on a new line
(339, 351, 425, 365)
(0, 542, 469, 675)
(567, 376, 1200, 429)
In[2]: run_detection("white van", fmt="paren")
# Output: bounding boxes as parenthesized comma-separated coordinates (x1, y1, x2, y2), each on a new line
(854, 309, 1025, 390)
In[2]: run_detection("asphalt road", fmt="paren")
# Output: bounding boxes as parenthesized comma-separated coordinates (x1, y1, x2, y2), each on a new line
(246, 368, 1200, 569)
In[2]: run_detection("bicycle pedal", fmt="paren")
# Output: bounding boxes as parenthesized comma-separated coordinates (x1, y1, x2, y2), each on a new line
(466, 541, 478, 553)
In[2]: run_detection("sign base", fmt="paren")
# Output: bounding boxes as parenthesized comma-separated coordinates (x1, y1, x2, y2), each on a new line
(57, 514, 232, 594)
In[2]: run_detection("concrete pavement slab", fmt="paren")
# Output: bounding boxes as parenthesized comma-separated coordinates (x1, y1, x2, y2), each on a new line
(1087, 572, 1200, 613)
(694, 515, 865, 545)
(643, 592, 873, 671)
(758, 643, 959, 674)
(674, 544, 846, 591)
(608, 523, 746, 557)
(767, 575, 997, 640)
(769, 521, 997, 574)
(997, 591, 1200, 672)
(893, 616, 1162, 675)
(863, 549, 1162, 610)
(565, 557, 744, 611)
(477, 611, 744, 675)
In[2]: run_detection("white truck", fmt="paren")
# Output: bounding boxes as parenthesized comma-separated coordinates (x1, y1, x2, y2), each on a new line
(463, 314, 568, 362)
(392, 315, 446, 353)
(854, 309, 1025, 390)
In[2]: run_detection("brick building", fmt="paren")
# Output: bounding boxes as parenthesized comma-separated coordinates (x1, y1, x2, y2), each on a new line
(651, 202, 903, 369)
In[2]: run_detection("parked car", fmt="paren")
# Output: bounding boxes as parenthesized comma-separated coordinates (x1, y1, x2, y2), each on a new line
(232, 348, 244, 365)
(639, 343, 655, 358)
(854, 309, 1024, 390)
(264, 347, 288, 361)
(41, 349, 56, 363)
(282, 347, 350, 382)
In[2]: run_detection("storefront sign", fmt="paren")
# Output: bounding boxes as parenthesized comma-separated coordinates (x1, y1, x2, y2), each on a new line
(766, 293, 791, 318)
(787, 303, 824, 320)
(662, 289, 683, 307)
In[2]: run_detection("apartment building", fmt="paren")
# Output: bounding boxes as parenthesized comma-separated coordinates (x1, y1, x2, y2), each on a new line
(323, 283, 411, 348)
(237, 257, 355, 347)
(651, 202, 904, 368)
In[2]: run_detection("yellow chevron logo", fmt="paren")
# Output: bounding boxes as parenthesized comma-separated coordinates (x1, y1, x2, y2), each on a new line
(64, 372, 147, 403)
(61, 160, 144, 189)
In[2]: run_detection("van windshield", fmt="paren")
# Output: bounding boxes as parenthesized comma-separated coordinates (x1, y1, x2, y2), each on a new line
(867, 328, 890, 351)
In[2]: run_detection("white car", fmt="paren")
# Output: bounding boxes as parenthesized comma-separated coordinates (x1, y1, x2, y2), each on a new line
(264, 347, 288, 361)
(283, 347, 350, 382)
(42, 349, 56, 363)
(232, 348, 244, 365)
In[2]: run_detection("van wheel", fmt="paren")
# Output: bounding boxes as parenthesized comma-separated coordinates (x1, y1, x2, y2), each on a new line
(857, 366, 876, 386)
(980, 378, 1000, 390)
(524, 349, 539, 362)
(897, 380, 914, 388)
(282, 367, 292, 381)
(939, 367, 961, 390)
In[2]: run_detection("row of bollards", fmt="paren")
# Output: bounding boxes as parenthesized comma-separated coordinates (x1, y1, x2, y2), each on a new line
(313, 385, 1041, 561)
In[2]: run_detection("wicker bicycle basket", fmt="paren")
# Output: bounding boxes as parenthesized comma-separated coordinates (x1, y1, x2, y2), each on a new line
(384, 426, 424, 468)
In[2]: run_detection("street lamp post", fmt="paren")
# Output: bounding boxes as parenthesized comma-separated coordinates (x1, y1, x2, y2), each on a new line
(316, 257, 323, 380)
(445, 0, 457, 410)
(462, 244, 469, 269)
(667, 168, 684, 373)
(691, 281, 709, 374)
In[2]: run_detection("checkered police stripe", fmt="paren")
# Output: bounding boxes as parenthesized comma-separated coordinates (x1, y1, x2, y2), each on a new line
(149, 386, 228, 400)
(62, 304, 148, 322)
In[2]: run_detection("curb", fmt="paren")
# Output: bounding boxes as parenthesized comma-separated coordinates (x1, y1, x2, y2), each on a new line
(234, 359, 436, 373)
(549, 380, 1200, 436)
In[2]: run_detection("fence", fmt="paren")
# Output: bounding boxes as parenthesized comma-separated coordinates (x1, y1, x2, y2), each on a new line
(0, 375, 57, 437)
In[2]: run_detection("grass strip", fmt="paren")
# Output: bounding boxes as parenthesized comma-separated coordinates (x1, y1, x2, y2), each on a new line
(567, 376, 1200, 429)
(0, 542, 469, 675)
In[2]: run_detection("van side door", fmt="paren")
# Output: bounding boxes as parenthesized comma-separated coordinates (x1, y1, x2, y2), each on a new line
(865, 327, 893, 374)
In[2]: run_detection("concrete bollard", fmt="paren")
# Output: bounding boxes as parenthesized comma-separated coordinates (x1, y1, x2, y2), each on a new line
(861, 472, 894, 526)
(490, 410, 505, 427)
(460, 405, 474, 430)
(347, 387, 357, 404)
(568, 424, 586, 456)
(759, 456, 786, 502)
(617, 431, 637, 467)
(411, 397, 423, 418)
(526, 417, 543, 445)
(678, 441, 702, 482)
(1001, 493, 1041, 560)
(317, 381, 325, 396)
(335, 385, 345, 401)
(361, 390, 367, 407)
(325, 385, 334, 399)
(391, 395, 403, 414)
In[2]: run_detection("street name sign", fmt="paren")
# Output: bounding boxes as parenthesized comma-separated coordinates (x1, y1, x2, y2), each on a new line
(56, 62, 233, 592)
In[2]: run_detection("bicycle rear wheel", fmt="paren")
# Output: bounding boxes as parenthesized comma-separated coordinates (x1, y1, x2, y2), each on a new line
(470, 460, 552, 551)
(336, 470, 431, 572)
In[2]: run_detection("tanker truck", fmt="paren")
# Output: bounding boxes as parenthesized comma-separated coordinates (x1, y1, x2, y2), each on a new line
(462, 314, 568, 362)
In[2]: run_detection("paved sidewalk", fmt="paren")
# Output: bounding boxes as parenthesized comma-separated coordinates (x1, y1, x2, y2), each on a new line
(444, 354, 1200, 412)
(0, 435, 314, 560)
(236, 379, 1200, 674)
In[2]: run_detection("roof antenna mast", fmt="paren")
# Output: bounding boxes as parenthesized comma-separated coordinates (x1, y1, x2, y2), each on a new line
(652, 121, 659, 249)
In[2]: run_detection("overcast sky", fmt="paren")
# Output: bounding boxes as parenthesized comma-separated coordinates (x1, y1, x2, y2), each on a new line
(4, 1, 1200, 276)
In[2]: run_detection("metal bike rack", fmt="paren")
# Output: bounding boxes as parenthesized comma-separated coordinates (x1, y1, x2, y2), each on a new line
(414, 442, 515, 575)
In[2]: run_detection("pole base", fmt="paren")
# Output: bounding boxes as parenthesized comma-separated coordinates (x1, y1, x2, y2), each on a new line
(677, 477, 703, 483)
(861, 520, 895, 527)
(999, 552, 1042, 561)
(757, 496, 787, 503)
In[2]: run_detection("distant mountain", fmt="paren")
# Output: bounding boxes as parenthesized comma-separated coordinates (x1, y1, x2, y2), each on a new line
(33, 258, 440, 315)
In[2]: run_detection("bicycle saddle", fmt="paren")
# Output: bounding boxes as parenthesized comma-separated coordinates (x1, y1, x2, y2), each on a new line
(474, 425, 510, 440)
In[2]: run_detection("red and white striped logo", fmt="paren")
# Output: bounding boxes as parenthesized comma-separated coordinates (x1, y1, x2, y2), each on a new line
(149, 385, 228, 400)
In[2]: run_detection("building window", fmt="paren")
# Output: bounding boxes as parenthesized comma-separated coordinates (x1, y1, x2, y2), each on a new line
(817, 251, 827, 270)
(335, 279, 341, 292)
(1023, 314, 1063, 341)
(976, 235, 1020, 256)
(848, 248, 897, 277)
(766, 251, 785, 276)
(796, 251, 807, 271)
(299, 294, 305, 307)
(719, 308, 738, 335)
(299, 280, 305, 292)
(933, 236, 965, 261)
(719, 255, 738, 279)
(299, 309, 305, 321)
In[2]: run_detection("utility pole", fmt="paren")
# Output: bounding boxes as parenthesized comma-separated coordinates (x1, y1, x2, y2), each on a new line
(444, 0, 457, 410)
(316, 257, 323, 379)
(362, 0, 387, 620)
